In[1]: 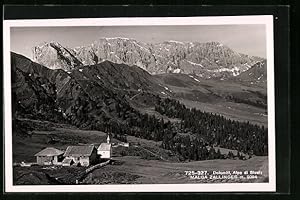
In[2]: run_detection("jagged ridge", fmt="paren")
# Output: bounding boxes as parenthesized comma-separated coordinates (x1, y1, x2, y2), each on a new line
(32, 38, 265, 79)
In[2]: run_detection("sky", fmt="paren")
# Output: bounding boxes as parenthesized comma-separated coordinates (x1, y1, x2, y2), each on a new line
(10, 25, 266, 59)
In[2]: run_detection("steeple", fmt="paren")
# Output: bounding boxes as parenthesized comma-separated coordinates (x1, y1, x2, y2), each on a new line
(107, 134, 110, 144)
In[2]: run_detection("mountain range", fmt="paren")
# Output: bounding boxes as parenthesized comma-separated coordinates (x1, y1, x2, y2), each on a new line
(10, 36, 269, 172)
(12, 50, 267, 129)
(31, 38, 266, 83)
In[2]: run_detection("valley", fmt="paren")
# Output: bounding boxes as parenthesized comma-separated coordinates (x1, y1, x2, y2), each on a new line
(154, 73, 267, 126)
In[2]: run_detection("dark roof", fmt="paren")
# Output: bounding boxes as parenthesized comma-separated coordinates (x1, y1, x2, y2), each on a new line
(97, 143, 112, 151)
(34, 147, 64, 156)
(63, 145, 95, 157)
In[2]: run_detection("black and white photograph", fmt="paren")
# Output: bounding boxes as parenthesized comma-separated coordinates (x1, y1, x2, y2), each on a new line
(3, 16, 276, 192)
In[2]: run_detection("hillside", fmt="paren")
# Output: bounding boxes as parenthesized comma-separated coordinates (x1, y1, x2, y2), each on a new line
(12, 118, 268, 185)
(12, 52, 268, 163)
(153, 73, 267, 125)
(13, 52, 267, 125)
(12, 52, 65, 122)
(12, 52, 166, 129)
(231, 60, 267, 87)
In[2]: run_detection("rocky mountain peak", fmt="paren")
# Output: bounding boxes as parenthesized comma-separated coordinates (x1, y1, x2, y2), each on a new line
(32, 38, 265, 79)
(32, 41, 82, 71)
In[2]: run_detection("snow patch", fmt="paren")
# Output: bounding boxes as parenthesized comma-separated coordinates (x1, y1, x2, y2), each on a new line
(96, 75, 101, 80)
(168, 40, 184, 45)
(173, 68, 181, 73)
(207, 66, 241, 76)
(189, 42, 195, 47)
(115, 55, 120, 60)
(189, 75, 201, 83)
(258, 62, 264, 68)
(254, 113, 268, 117)
(243, 63, 252, 70)
(164, 86, 172, 92)
(133, 41, 150, 52)
(166, 61, 175, 66)
(79, 69, 83, 72)
(161, 91, 167, 95)
(257, 74, 263, 80)
(204, 57, 213, 64)
(186, 60, 203, 67)
(105, 37, 130, 40)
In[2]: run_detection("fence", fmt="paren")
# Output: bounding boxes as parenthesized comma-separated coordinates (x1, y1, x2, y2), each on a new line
(85, 160, 110, 173)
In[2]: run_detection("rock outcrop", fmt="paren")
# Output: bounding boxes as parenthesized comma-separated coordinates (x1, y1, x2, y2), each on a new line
(32, 38, 265, 79)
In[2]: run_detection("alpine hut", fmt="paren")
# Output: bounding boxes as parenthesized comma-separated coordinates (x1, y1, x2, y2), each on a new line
(62, 145, 97, 167)
(34, 147, 64, 165)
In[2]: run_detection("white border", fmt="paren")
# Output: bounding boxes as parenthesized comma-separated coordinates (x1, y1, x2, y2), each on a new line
(3, 16, 275, 192)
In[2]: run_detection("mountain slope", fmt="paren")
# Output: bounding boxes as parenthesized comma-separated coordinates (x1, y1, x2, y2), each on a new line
(72, 60, 166, 94)
(32, 38, 265, 79)
(13, 52, 267, 127)
(12, 52, 268, 162)
(11, 52, 65, 121)
(12, 52, 170, 129)
(231, 60, 267, 87)
(155, 73, 267, 110)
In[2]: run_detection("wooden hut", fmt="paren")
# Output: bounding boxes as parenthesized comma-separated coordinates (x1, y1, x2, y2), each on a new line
(63, 145, 97, 167)
(34, 147, 64, 165)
